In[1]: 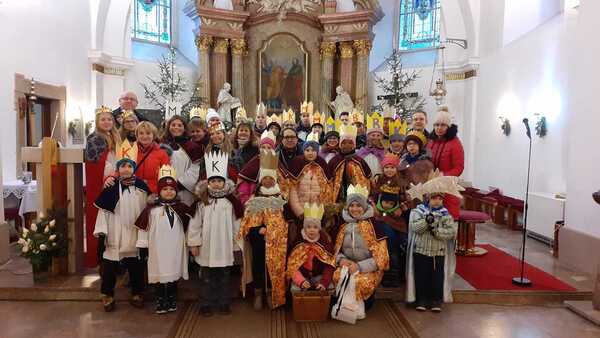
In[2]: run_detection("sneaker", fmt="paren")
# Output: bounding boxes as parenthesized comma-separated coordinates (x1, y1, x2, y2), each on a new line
(218, 304, 231, 315)
(253, 289, 263, 311)
(430, 302, 442, 313)
(200, 305, 213, 317)
(129, 294, 144, 309)
(167, 296, 177, 312)
(155, 297, 167, 314)
(415, 302, 427, 312)
(102, 295, 115, 312)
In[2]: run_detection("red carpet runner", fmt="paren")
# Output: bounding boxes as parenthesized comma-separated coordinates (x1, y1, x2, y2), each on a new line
(456, 244, 577, 291)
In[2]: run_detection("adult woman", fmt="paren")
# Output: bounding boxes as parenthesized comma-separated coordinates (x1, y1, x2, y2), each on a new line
(85, 106, 121, 267)
(276, 127, 302, 173)
(427, 107, 464, 219)
(161, 115, 203, 205)
(231, 121, 259, 172)
(133, 121, 171, 193)
(319, 130, 339, 164)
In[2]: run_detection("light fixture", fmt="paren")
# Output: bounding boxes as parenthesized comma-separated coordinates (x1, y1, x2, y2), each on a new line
(430, 79, 447, 105)
(498, 116, 511, 136)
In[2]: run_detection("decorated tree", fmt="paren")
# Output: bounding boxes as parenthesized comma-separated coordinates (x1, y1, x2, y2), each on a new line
(372, 49, 426, 121)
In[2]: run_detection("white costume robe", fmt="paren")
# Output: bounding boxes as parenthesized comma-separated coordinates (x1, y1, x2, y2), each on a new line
(170, 147, 201, 206)
(93, 182, 148, 261)
(187, 198, 241, 267)
(362, 153, 382, 176)
(137, 206, 189, 283)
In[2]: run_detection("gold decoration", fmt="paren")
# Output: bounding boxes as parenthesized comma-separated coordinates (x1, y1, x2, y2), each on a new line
(366, 111, 384, 131)
(282, 108, 295, 123)
(159, 164, 177, 181)
(310, 110, 322, 125)
(303, 203, 324, 221)
(259, 149, 278, 173)
(325, 116, 336, 132)
(338, 123, 357, 140)
(267, 113, 282, 126)
(195, 35, 214, 51)
(347, 183, 369, 199)
(214, 38, 230, 54)
(339, 42, 354, 58)
(95, 106, 112, 116)
(353, 40, 372, 56)
(389, 119, 408, 137)
(301, 101, 314, 115)
(320, 41, 336, 58)
(351, 109, 364, 124)
(190, 107, 208, 120)
(231, 39, 247, 56)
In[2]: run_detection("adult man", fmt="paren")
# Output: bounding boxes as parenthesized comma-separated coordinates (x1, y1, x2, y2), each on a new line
(112, 91, 147, 128)
(296, 110, 312, 141)
(410, 110, 430, 139)
(339, 111, 350, 126)
(254, 109, 268, 138)
(277, 127, 303, 172)
(217, 82, 241, 123)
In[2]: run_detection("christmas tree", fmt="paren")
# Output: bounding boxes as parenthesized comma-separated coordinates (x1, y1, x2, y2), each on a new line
(140, 46, 188, 114)
(372, 49, 426, 121)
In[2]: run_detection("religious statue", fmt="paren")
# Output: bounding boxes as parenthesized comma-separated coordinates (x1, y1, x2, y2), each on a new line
(328, 85, 354, 118)
(336, 0, 356, 12)
(217, 82, 241, 123)
(213, 0, 233, 10)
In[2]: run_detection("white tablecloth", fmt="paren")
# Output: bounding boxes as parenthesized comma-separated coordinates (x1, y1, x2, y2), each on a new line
(3, 180, 38, 218)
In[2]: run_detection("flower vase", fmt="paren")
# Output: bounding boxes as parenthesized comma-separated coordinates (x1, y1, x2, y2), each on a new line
(32, 262, 50, 283)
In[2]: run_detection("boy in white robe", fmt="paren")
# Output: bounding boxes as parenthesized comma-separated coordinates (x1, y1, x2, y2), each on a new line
(94, 158, 150, 312)
(135, 165, 190, 314)
(188, 151, 243, 317)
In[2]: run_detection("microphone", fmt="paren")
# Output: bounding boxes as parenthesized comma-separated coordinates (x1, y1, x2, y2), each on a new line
(523, 118, 531, 139)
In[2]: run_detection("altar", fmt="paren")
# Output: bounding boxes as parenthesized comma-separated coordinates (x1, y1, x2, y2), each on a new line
(190, 0, 382, 116)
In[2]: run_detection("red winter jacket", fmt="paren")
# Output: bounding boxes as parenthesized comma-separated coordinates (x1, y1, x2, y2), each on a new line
(427, 125, 464, 219)
(136, 142, 171, 193)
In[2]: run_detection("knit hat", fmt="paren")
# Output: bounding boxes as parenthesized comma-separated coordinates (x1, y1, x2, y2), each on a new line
(381, 154, 400, 169)
(380, 191, 399, 203)
(157, 176, 178, 192)
(325, 130, 340, 141)
(206, 108, 220, 123)
(434, 106, 452, 126)
(302, 131, 320, 153)
(345, 184, 369, 210)
(389, 132, 405, 143)
(116, 158, 137, 172)
(404, 130, 427, 148)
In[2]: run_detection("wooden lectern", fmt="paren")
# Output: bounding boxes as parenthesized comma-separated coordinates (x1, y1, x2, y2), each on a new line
(21, 137, 85, 273)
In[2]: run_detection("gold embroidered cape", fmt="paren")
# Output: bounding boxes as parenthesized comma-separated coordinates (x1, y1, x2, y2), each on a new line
(333, 220, 389, 300)
(286, 242, 336, 280)
(332, 160, 371, 202)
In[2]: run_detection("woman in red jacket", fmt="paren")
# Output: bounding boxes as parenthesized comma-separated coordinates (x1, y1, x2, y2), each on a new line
(427, 107, 464, 220)
(134, 121, 171, 193)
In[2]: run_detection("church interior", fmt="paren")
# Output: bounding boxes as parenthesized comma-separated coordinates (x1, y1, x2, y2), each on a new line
(1, 0, 600, 337)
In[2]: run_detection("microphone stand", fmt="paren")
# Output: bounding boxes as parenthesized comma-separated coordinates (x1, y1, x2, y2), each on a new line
(512, 118, 533, 287)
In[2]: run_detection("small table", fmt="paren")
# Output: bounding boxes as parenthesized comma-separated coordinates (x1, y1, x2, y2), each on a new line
(456, 210, 490, 256)
(3, 180, 38, 221)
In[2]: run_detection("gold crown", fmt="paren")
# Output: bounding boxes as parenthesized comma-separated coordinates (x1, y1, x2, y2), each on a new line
(121, 110, 136, 120)
(235, 107, 247, 121)
(389, 119, 408, 137)
(303, 203, 324, 221)
(301, 101, 314, 115)
(208, 121, 225, 133)
(338, 123, 357, 140)
(325, 116, 336, 132)
(267, 113, 282, 126)
(347, 184, 369, 198)
(189, 107, 207, 120)
(406, 130, 427, 145)
(117, 139, 138, 162)
(310, 110, 322, 125)
(259, 149, 278, 172)
(305, 131, 320, 143)
(158, 164, 177, 181)
(257, 102, 267, 116)
(366, 111, 384, 131)
(351, 109, 364, 124)
(95, 106, 112, 115)
(380, 184, 401, 194)
(283, 108, 295, 123)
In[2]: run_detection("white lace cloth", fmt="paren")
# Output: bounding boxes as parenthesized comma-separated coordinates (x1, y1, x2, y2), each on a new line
(3, 180, 38, 219)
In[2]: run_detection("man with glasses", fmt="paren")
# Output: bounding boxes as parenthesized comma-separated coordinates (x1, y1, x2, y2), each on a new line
(112, 91, 147, 128)
(277, 127, 303, 172)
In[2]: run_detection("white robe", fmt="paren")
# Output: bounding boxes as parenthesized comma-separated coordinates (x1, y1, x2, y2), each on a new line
(137, 207, 189, 283)
(362, 153, 382, 176)
(170, 147, 200, 206)
(187, 198, 241, 268)
(93, 183, 147, 261)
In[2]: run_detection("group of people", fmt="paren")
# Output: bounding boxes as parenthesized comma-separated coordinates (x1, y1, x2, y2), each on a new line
(84, 90, 465, 320)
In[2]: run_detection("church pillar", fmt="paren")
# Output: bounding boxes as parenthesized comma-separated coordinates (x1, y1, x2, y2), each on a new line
(339, 42, 355, 104)
(320, 42, 336, 115)
(195, 35, 214, 105)
(211, 38, 230, 107)
(353, 39, 372, 112)
(231, 39, 247, 105)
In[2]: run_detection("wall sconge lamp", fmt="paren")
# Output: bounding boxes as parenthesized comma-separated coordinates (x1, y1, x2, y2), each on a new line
(498, 116, 511, 136)
(534, 113, 547, 138)
(430, 79, 447, 105)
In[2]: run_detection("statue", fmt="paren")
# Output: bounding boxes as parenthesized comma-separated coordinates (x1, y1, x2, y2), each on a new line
(217, 82, 241, 123)
(213, 0, 233, 10)
(336, 0, 356, 12)
(328, 85, 354, 118)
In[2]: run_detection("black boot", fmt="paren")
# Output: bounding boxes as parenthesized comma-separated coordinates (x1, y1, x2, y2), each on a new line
(381, 252, 401, 288)
(155, 284, 167, 314)
(167, 282, 177, 312)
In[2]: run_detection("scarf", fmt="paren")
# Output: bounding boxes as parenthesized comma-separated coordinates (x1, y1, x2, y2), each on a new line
(259, 185, 281, 196)
(301, 229, 320, 243)
(237, 138, 249, 146)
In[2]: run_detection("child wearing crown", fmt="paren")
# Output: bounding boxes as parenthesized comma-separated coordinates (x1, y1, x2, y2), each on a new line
(287, 203, 336, 292)
(187, 151, 244, 317)
(238, 149, 289, 310)
(94, 157, 150, 312)
(135, 165, 190, 314)
(406, 171, 462, 312)
(399, 130, 434, 185)
(333, 184, 389, 318)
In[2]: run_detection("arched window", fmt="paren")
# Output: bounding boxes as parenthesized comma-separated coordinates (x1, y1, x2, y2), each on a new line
(399, 0, 440, 50)
(132, 0, 172, 44)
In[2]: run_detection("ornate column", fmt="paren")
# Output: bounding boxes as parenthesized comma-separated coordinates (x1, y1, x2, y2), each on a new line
(339, 42, 355, 103)
(195, 35, 214, 105)
(320, 42, 336, 114)
(231, 39, 247, 105)
(353, 39, 372, 112)
(211, 38, 230, 107)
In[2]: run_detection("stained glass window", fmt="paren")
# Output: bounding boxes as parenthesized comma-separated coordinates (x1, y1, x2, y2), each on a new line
(399, 0, 441, 50)
(132, 0, 172, 44)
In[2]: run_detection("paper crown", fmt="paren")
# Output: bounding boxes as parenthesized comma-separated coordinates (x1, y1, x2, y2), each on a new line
(303, 203, 324, 221)
(347, 184, 369, 199)
(366, 112, 384, 132)
(260, 129, 277, 144)
(310, 111, 323, 126)
(351, 109, 364, 124)
(95, 106, 112, 116)
(389, 119, 408, 137)
(382, 103, 395, 119)
(235, 107, 247, 121)
(338, 123, 357, 141)
(189, 107, 207, 120)
(204, 151, 229, 180)
(301, 101, 314, 115)
(117, 139, 138, 162)
(283, 108, 295, 123)
(305, 131, 320, 143)
(405, 130, 427, 145)
(208, 120, 226, 133)
(267, 113, 282, 126)
(158, 164, 177, 181)
(380, 184, 401, 195)
(256, 102, 267, 116)
(121, 110, 136, 120)
(406, 170, 465, 201)
(325, 116, 336, 132)
(258, 149, 278, 182)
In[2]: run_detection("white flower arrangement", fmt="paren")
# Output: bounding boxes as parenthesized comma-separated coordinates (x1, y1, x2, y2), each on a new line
(18, 217, 64, 273)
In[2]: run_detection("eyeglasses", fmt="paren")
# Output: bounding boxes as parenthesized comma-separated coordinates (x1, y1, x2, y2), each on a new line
(283, 136, 297, 140)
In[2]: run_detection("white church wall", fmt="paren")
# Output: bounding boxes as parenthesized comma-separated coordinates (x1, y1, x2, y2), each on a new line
(175, 0, 198, 67)
(0, 0, 92, 180)
(503, 0, 562, 46)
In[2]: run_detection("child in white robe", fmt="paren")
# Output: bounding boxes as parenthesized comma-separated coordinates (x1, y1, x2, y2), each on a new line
(135, 166, 190, 314)
(187, 151, 243, 317)
(94, 158, 150, 312)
